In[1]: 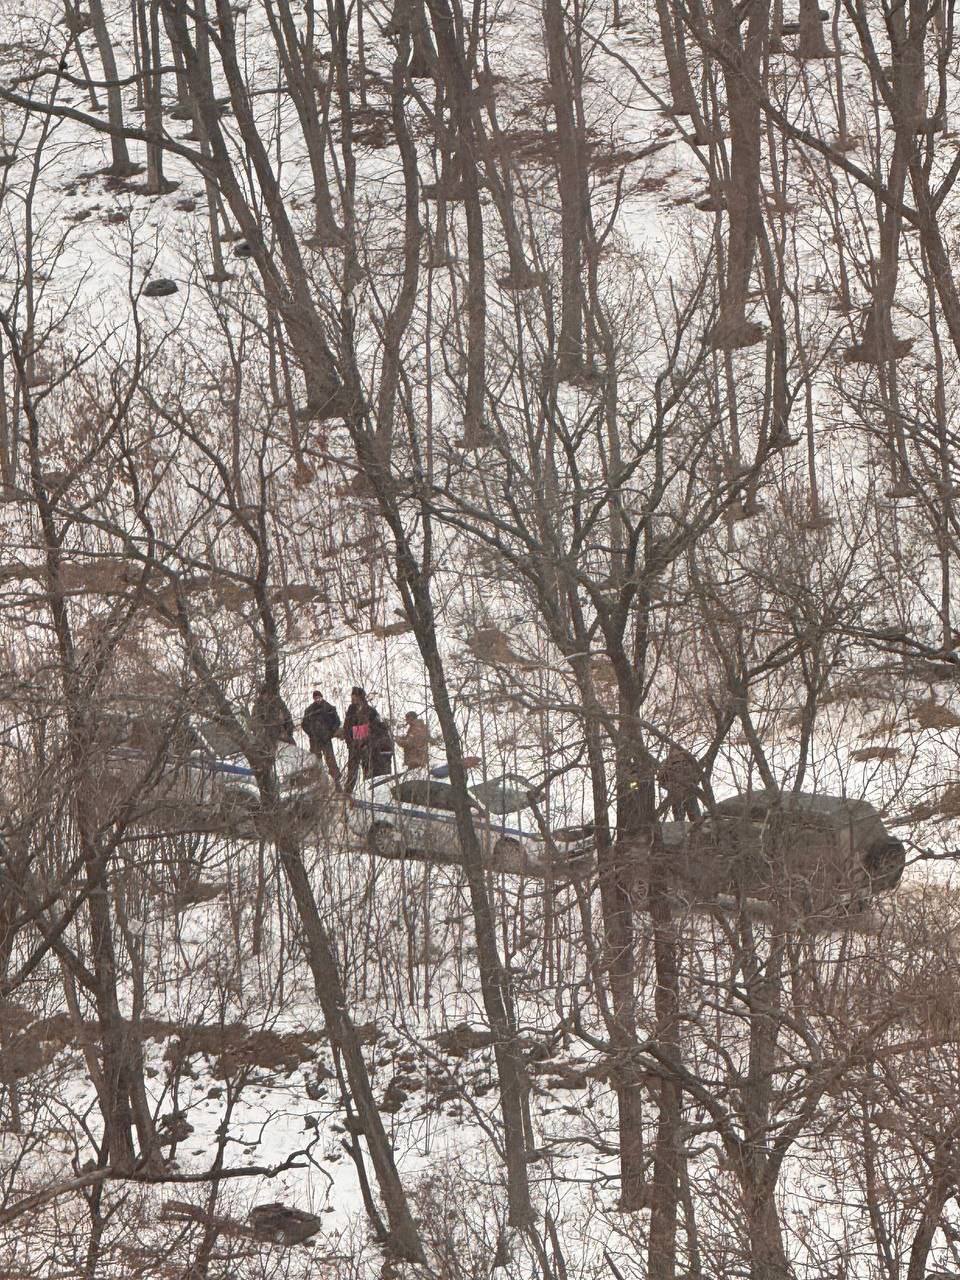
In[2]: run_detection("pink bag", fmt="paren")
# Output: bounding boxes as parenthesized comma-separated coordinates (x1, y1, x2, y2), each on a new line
(353, 722, 370, 744)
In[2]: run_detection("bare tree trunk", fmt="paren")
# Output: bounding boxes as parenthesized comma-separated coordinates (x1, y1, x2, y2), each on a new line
(738, 935, 791, 1280)
(906, 1165, 952, 1280)
(88, 0, 138, 175)
(480, 72, 539, 289)
(544, 0, 588, 379)
(656, 0, 697, 114)
(163, 590, 425, 1260)
(17, 461, 156, 1171)
(797, 0, 829, 60)
(846, 2, 924, 369)
(387, 0, 438, 78)
(63, 2, 103, 112)
(136, 0, 169, 193)
(163, 0, 349, 417)
(375, 35, 424, 449)
(0, 889, 22, 1132)
(0, 336, 15, 492)
(384, 546, 534, 1227)
(272, 832, 426, 1261)
(745, 1189, 792, 1280)
(426, 0, 489, 445)
(712, 0, 770, 348)
(265, 0, 342, 245)
(161, 2, 191, 105)
(612, 695, 679, 1244)
(648, 846, 682, 1279)
(84, 855, 154, 1171)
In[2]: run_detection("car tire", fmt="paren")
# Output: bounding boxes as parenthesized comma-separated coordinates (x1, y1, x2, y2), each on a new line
(368, 820, 401, 856)
(862, 837, 906, 894)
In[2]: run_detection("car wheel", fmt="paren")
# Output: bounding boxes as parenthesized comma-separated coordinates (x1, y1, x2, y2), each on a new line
(862, 837, 906, 894)
(368, 820, 401, 856)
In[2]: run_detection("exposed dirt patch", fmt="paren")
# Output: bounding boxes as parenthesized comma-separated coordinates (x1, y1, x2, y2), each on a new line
(913, 698, 960, 730)
(850, 745, 900, 762)
(161, 1198, 324, 1246)
(168, 878, 227, 911)
(632, 172, 672, 193)
(530, 1059, 590, 1090)
(1, 1012, 76, 1080)
(0, 1001, 33, 1033)
(162, 1023, 326, 1078)
(433, 1023, 496, 1056)
(1, 1014, 378, 1082)
(495, 124, 658, 175)
(909, 781, 960, 821)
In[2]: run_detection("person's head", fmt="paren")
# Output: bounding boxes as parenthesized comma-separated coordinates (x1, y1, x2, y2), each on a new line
(312, 689, 323, 702)
(351, 685, 366, 707)
(405, 711, 420, 724)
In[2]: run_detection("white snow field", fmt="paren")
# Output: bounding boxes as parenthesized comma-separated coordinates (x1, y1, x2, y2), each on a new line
(2, 0, 960, 1276)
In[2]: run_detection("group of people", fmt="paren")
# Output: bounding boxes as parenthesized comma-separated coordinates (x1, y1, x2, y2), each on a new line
(274, 684, 703, 812)
(301, 687, 430, 794)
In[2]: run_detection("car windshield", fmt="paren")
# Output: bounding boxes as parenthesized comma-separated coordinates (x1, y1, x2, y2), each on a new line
(469, 774, 536, 815)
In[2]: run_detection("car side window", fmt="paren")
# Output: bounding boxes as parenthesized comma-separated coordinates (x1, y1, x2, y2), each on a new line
(469, 774, 535, 814)
(391, 780, 485, 813)
(392, 780, 459, 811)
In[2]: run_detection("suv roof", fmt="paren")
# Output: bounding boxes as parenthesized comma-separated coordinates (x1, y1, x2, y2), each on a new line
(714, 789, 879, 823)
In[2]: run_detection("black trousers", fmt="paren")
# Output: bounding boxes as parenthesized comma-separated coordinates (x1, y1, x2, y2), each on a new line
(669, 794, 701, 820)
(310, 737, 341, 787)
(346, 748, 394, 793)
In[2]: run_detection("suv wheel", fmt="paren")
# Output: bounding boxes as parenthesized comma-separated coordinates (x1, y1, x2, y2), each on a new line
(862, 837, 906, 894)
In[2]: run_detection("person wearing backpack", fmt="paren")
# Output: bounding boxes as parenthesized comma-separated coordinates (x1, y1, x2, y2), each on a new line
(369, 713, 395, 779)
(253, 686, 296, 750)
(301, 689, 342, 788)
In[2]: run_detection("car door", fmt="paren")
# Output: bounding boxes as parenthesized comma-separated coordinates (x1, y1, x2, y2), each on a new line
(390, 778, 465, 858)
(466, 774, 537, 855)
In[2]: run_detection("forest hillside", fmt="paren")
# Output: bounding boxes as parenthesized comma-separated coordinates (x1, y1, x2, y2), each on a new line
(1, 0, 960, 1276)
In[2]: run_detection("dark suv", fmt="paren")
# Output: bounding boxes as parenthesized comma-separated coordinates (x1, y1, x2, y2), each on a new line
(659, 789, 906, 910)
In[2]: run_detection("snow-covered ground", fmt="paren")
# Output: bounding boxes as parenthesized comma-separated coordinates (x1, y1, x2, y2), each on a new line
(3, 0, 960, 1274)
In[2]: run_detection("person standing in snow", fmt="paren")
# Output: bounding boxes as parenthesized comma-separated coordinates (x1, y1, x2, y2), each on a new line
(343, 686, 392, 793)
(252, 686, 296, 752)
(301, 689, 342, 788)
(395, 711, 429, 769)
(658, 744, 703, 820)
(369, 713, 395, 780)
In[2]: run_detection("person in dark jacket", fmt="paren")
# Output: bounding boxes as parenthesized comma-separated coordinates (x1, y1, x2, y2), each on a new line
(301, 689, 341, 788)
(343, 686, 393, 793)
(658, 744, 703, 820)
(252, 686, 296, 752)
(369, 713, 395, 780)
(395, 711, 429, 769)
